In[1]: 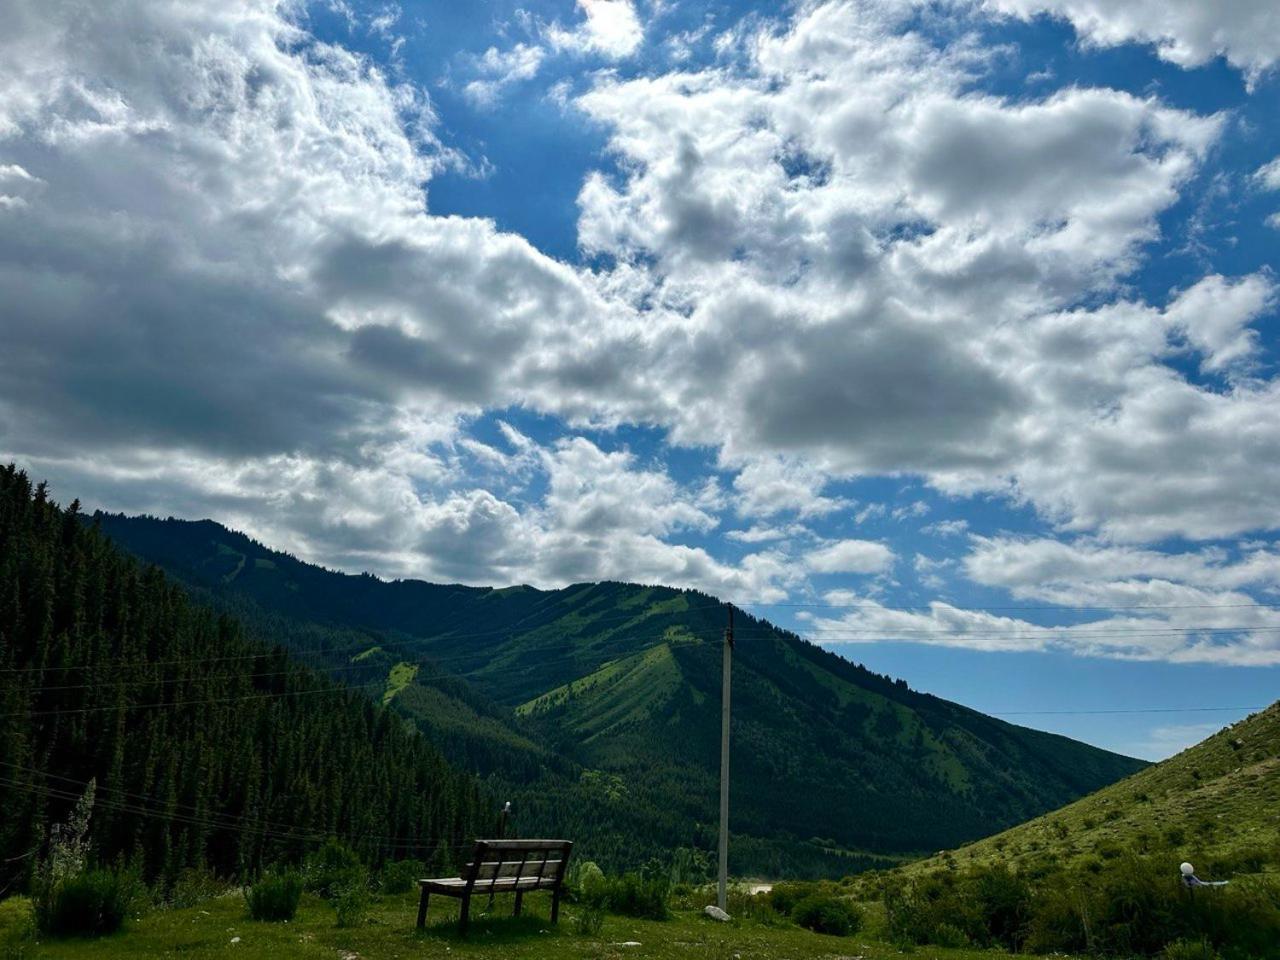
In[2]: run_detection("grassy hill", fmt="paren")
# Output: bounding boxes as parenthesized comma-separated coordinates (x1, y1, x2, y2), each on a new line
(898, 701, 1280, 879)
(91, 512, 1147, 877)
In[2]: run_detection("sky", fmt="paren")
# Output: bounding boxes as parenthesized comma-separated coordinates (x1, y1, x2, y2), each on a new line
(2, 0, 1279, 760)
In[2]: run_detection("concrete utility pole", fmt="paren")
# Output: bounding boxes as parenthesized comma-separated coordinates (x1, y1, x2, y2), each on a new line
(717, 605, 734, 912)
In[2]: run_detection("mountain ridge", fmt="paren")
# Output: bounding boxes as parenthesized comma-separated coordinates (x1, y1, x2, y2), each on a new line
(91, 510, 1148, 877)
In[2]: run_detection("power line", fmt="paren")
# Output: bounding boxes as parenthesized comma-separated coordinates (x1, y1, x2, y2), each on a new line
(0, 776, 477, 856)
(0, 762, 483, 852)
(736, 600, 1280, 612)
(991, 705, 1265, 717)
(0, 601, 730, 676)
(1, 635, 700, 701)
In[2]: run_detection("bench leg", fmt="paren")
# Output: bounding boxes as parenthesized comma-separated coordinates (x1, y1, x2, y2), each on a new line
(550, 889, 561, 924)
(459, 894, 471, 936)
(416, 889, 430, 929)
(513, 890, 524, 917)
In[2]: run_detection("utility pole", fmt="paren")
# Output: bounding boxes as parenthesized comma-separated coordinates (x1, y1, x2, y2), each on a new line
(717, 605, 734, 912)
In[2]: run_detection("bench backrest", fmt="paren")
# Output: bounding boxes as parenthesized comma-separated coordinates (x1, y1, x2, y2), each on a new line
(464, 839, 573, 892)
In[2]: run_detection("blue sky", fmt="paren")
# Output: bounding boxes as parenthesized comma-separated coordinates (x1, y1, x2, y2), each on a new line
(3, 0, 1280, 759)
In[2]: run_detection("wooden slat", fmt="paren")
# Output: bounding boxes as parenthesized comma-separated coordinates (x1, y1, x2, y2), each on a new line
(420, 876, 551, 894)
(471, 859, 561, 880)
(476, 839, 569, 852)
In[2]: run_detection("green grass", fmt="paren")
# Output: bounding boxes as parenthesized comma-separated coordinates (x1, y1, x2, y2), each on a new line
(0, 888, 1069, 960)
(381, 662, 419, 705)
(517, 643, 685, 737)
(899, 701, 1280, 878)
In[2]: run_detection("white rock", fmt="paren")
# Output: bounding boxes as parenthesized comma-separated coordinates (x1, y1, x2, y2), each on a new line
(704, 905, 731, 922)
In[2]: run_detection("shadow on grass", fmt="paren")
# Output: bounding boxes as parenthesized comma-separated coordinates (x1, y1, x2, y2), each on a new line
(412, 912, 569, 947)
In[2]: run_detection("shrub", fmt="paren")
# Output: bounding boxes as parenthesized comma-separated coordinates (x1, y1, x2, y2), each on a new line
(566, 861, 606, 903)
(765, 881, 821, 916)
(245, 871, 303, 922)
(1162, 938, 1223, 960)
(0, 897, 34, 960)
(304, 839, 364, 899)
(970, 863, 1033, 949)
(332, 877, 369, 928)
(571, 904, 605, 936)
(34, 868, 139, 938)
(931, 921, 970, 948)
(582, 872, 670, 920)
(169, 867, 227, 908)
(378, 859, 424, 896)
(791, 895, 862, 936)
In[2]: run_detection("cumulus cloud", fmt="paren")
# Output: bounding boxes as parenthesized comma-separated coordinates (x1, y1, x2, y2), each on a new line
(796, 535, 1280, 665)
(804, 593, 1280, 666)
(984, 0, 1280, 82)
(569, 0, 1278, 544)
(3, 0, 1280, 660)
(1257, 157, 1280, 229)
(730, 457, 850, 518)
(806, 539, 896, 574)
(549, 0, 645, 59)
(462, 43, 547, 106)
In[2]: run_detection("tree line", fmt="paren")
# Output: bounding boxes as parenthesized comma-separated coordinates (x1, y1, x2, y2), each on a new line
(0, 464, 490, 895)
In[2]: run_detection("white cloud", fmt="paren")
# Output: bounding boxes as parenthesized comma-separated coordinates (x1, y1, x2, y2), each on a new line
(4, 0, 1280, 635)
(1257, 158, 1280, 191)
(462, 42, 547, 106)
(806, 539, 896, 575)
(923, 518, 969, 537)
(726, 523, 808, 543)
(1258, 157, 1280, 229)
(805, 592, 1280, 666)
(730, 457, 850, 518)
(1164, 274, 1273, 373)
(984, 0, 1280, 83)
(566, 1, 1280, 547)
(548, 0, 644, 59)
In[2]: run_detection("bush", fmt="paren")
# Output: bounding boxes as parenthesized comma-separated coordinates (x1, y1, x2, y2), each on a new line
(245, 871, 303, 922)
(304, 839, 364, 899)
(765, 881, 821, 916)
(566, 860, 606, 903)
(970, 863, 1032, 949)
(791, 895, 862, 936)
(378, 859, 424, 896)
(169, 867, 228, 908)
(34, 869, 138, 938)
(1162, 939, 1222, 960)
(571, 904, 605, 936)
(332, 877, 369, 928)
(0, 897, 34, 960)
(581, 872, 670, 920)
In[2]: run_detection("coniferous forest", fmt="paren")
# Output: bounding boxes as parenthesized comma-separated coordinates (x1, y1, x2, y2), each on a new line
(0, 465, 487, 896)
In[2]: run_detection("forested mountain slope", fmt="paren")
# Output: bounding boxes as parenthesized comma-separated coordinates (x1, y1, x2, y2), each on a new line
(0, 467, 487, 896)
(93, 511, 1147, 877)
(900, 701, 1280, 878)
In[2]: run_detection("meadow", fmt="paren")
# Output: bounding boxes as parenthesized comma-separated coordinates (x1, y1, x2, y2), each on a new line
(0, 885, 1059, 960)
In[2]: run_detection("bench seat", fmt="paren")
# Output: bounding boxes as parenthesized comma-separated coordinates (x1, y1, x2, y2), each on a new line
(416, 839, 573, 934)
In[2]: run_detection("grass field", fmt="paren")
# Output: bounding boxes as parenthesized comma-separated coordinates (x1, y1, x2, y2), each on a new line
(0, 887, 1066, 960)
(895, 702, 1280, 879)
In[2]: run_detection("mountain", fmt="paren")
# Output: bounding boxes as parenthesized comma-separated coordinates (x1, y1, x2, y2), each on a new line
(91, 511, 1148, 877)
(0, 467, 487, 896)
(899, 701, 1280, 878)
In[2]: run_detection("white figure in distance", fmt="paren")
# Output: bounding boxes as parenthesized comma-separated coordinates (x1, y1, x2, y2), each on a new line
(1180, 862, 1228, 889)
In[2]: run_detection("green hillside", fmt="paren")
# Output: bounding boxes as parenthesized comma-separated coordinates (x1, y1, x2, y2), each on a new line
(899, 701, 1280, 879)
(0, 466, 487, 897)
(91, 512, 1147, 877)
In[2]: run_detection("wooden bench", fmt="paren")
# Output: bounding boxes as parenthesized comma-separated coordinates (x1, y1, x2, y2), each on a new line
(417, 839, 573, 934)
